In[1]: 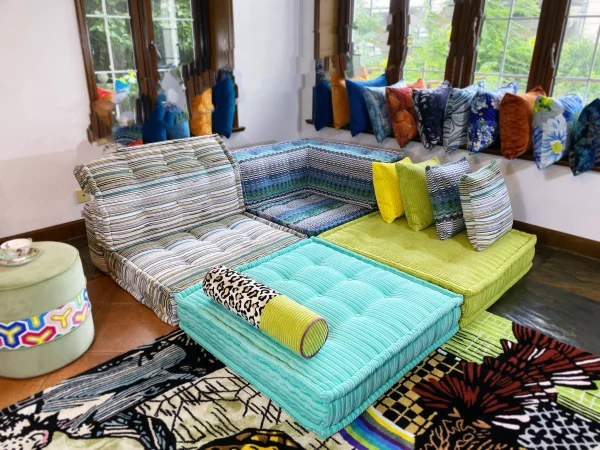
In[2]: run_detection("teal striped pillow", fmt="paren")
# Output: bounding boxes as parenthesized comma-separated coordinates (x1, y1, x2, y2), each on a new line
(458, 161, 513, 251)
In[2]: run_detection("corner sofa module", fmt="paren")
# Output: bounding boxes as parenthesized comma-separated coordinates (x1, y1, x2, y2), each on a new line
(320, 212, 536, 327)
(229, 139, 404, 236)
(74, 135, 302, 326)
(176, 238, 462, 438)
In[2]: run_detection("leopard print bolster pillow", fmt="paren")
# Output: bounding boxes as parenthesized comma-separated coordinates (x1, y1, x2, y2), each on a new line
(203, 265, 329, 358)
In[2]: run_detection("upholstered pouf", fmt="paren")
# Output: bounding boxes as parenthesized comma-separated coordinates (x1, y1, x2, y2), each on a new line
(0, 241, 94, 378)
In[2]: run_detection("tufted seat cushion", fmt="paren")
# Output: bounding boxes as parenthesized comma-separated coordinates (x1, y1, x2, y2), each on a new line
(320, 212, 536, 326)
(106, 214, 301, 326)
(177, 239, 462, 437)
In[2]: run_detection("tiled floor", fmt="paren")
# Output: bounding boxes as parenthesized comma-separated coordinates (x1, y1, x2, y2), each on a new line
(1, 239, 599, 410)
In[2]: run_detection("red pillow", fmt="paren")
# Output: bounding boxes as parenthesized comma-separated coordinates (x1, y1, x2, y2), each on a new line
(386, 79, 426, 148)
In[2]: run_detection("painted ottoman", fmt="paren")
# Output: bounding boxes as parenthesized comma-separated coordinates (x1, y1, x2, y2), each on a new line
(176, 238, 462, 437)
(0, 242, 93, 378)
(320, 212, 537, 327)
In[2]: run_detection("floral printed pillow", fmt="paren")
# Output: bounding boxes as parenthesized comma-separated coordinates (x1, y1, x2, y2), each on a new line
(569, 98, 600, 175)
(532, 94, 583, 170)
(467, 81, 518, 153)
(363, 80, 406, 143)
(413, 81, 453, 150)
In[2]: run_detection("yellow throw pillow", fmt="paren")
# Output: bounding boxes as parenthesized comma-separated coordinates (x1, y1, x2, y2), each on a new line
(331, 70, 368, 129)
(190, 88, 213, 136)
(396, 157, 441, 231)
(373, 157, 412, 223)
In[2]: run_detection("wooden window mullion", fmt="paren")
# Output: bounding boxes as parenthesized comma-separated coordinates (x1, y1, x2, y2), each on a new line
(527, 0, 570, 93)
(385, 0, 409, 84)
(445, 0, 484, 88)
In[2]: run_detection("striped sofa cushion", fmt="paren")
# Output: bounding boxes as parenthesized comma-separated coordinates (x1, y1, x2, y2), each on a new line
(231, 139, 404, 208)
(74, 135, 245, 251)
(459, 160, 513, 251)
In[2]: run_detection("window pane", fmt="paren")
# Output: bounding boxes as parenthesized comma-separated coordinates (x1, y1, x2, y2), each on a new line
(553, 80, 589, 98)
(351, 0, 390, 78)
(474, 0, 541, 88)
(107, 19, 136, 71)
(105, 0, 129, 16)
(87, 17, 111, 72)
(177, 21, 195, 65)
(175, 0, 192, 19)
(152, 0, 170, 19)
(84, 0, 103, 15)
(406, 0, 455, 76)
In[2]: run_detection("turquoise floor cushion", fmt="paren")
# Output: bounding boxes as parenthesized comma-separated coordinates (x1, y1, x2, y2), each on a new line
(176, 238, 462, 438)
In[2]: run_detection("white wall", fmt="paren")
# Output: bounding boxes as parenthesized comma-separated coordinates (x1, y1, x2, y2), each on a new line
(298, 0, 600, 242)
(0, 0, 301, 238)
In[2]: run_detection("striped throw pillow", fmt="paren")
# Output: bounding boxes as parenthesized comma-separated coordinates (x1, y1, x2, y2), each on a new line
(425, 157, 471, 240)
(442, 81, 486, 153)
(459, 160, 513, 251)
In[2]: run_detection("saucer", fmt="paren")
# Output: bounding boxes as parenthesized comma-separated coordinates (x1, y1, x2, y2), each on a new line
(0, 248, 42, 267)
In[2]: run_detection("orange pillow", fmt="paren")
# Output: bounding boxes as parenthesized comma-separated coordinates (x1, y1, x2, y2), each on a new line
(331, 69, 368, 129)
(386, 79, 426, 147)
(500, 85, 546, 159)
(190, 88, 214, 136)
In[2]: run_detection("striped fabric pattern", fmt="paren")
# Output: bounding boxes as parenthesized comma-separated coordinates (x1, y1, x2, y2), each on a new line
(443, 81, 486, 153)
(75, 136, 302, 325)
(106, 213, 301, 325)
(425, 157, 471, 240)
(230, 139, 403, 236)
(74, 135, 245, 251)
(459, 160, 513, 251)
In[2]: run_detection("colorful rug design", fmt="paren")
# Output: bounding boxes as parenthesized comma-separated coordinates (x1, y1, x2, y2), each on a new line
(1, 312, 599, 449)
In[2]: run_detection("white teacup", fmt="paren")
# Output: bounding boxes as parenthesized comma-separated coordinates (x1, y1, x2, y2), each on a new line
(1, 238, 32, 261)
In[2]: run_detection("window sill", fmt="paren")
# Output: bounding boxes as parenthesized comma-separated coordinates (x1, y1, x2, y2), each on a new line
(305, 119, 598, 173)
(232, 126, 246, 133)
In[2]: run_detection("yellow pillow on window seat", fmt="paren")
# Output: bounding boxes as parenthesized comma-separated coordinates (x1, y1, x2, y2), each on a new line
(372, 157, 412, 223)
(190, 88, 214, 136)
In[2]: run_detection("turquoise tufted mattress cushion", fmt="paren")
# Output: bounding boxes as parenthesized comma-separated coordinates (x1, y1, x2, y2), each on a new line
(176, 238, 462, 438)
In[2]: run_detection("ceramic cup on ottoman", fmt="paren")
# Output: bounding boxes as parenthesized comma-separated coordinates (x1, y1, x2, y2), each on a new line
(0, 241, 94, 378)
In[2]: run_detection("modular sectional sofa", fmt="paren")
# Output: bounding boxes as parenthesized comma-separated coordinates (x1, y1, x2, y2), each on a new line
(75, 136, 402, 325)
(230, 139, 404, 236)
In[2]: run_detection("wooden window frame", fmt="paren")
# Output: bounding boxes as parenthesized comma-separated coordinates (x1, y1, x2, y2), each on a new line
(75, 0, 241, 143)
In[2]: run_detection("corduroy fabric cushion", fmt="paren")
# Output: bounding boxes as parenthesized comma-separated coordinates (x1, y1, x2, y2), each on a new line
(331, 70, 368, 129)
(425, 157, 471, 240)
(346, 73, 388, 136)
(363, 80, 406, 142)
(395, 157, 441, 231)
(320, 212, 536, 327)
(372, 157, 412, 223)
(106, 213, 302, 325)
(569, 98, 600, 175)
(499, 86, 546, 159)
(468, 81, 518, 153)
(459, 160, 513, 251)
(443, 81, 486, 153)
(532, 94, 583, 170)
(176, 238, 462, 437)
(386, 79, 426, 148)
(412, 81, 453, 150)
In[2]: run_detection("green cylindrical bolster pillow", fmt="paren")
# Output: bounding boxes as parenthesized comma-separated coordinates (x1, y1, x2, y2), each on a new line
(203, 265, 329, 358)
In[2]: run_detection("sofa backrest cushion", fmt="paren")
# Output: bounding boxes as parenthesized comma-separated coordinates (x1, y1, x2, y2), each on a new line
(231, 139, 403, 208)
(74, 135, 244, 251)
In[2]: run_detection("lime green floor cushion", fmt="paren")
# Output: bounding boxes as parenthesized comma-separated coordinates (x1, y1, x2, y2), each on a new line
(176, 238, 462, 438)
(320, 212, 536, 327)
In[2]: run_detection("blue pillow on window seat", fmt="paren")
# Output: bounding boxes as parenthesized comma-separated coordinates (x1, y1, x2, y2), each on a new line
(142, 98, 169, 144)
(346, 73, 388, 136)
(212, 76, 236, 138)
(313, 79, 334, 131)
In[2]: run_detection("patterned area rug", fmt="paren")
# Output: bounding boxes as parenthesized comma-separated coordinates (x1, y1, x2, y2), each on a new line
(1, 311, 599, 449)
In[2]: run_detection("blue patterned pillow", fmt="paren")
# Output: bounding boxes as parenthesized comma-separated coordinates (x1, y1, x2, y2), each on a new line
(346, 73, 388, 136)
(467, 81, 518, 153)
(425, 157, 471, 240)
(363, 80, 406, 143)
(569, 98, 600, 175)
(443, 81, 486, 153)
(413, 81, 452, 150)
(532, 94, 583, 170)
